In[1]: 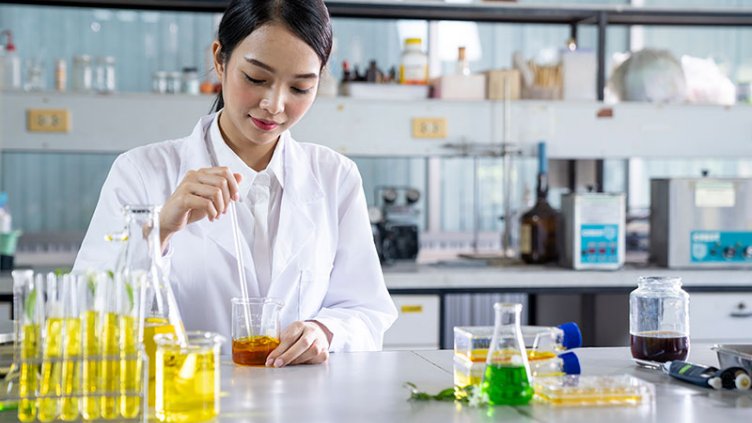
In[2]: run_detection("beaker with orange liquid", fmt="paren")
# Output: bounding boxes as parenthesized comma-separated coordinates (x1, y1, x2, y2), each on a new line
(231, 298, 283, 366)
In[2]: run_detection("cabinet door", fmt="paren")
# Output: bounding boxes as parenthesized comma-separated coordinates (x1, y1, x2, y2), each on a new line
(690, 293, 752, 343)
(383, 295, 440, 350)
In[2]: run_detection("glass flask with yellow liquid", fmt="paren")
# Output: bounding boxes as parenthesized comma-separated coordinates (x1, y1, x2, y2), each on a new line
(114, 205, 186, 408)
(482, 303, 534, 405)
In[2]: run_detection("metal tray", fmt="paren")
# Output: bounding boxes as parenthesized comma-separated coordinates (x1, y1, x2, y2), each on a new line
(712, 344, 752, 373)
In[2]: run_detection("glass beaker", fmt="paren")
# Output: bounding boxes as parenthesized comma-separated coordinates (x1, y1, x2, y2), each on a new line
(231, 298, 283, 366)
(481, 303, 534, 405)
(630, 276, 689, 363)
(154, 332, 223, 423)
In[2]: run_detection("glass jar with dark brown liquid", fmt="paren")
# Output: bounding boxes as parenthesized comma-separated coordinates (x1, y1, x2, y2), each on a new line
(630, 276, 689, 362)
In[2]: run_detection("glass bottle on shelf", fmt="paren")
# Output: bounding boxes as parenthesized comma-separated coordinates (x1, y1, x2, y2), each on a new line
(519, 141, 559, 264)
(399, 38, 428, 85)
(456, 46, 470, 76)
(630, 276, 689, 363)
(482, 303, 534, 405)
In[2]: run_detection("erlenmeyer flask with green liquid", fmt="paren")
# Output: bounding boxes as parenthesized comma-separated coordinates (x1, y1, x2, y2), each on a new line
(482, 303, 534, 405)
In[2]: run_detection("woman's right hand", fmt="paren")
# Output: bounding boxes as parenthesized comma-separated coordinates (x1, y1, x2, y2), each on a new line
(159, 167, 243, 249)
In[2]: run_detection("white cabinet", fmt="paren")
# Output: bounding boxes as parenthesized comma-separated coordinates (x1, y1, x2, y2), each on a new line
(690, 293, 752, 343)
(383, 294, 440, 350)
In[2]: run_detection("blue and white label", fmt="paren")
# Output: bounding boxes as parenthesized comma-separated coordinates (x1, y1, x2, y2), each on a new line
(690, 231, 752, 263)
(580, 224, 619, 264)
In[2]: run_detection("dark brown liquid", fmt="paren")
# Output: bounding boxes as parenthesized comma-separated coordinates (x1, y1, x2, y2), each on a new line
(630, 332, 689, 363)
(232, 336, 280, 366)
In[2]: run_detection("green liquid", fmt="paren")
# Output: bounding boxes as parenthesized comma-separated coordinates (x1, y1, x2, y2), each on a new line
(481, 364, 534, 405)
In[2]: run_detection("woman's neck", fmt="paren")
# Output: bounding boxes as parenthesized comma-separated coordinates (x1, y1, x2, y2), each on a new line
(218, 112, 278, 172)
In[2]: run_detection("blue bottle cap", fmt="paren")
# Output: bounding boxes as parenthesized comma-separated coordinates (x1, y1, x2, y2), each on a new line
(0, 192, 7, 207)
(559, 351, 581, 375)
(558, 322, 583, 349)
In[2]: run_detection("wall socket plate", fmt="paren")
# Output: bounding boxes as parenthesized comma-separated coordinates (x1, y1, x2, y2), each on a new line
(411, 117, 447, 139)
(27, 109, 71, 133)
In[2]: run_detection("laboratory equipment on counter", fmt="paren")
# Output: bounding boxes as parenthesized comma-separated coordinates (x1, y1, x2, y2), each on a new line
(454, 351, 580, 388)
(399, 38, 428, 85)
(520, 142, 558, 264)
(155, 332, 223, 423)
(94, 56, 116, 93)
(533, 374, 654, 407)
(559, 192, 625, 270)
(650, 177, 752, 268)
(630, 276, 689, 363)
(370, 186, 420, 263)
(72, 55, 93, 92)
(481, 303, 534, 405)
(231, 297, 283, 366)
(636, 359, 751, 390)
(713, 344, 752, 375)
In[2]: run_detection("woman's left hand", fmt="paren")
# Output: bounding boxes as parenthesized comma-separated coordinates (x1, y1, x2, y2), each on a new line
(265, 321, 333, 367)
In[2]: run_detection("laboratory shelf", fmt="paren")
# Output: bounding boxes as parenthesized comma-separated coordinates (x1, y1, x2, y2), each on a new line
(4, 92, 751, 159)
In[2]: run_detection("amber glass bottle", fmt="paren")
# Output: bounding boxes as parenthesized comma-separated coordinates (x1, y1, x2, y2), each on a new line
(519, 142, 559, 264)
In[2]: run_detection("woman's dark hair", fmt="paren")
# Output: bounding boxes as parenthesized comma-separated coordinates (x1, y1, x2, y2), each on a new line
(212, 0, 333, 112)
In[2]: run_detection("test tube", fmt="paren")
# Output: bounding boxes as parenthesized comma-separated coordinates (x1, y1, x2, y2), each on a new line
(119, 271, 145, 418)
(79, 272, 101, 421)
(98, 272, 120, 419)
(60, 274, 82, 421)
(14, 270, 44, 422)
(38, 273, 63, 422)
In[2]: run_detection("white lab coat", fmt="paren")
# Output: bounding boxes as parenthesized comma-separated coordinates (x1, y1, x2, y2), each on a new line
(74, 114, 397, 352)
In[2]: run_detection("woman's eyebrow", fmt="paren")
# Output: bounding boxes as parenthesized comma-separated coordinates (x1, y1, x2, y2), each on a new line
(245, 57, 317, 79)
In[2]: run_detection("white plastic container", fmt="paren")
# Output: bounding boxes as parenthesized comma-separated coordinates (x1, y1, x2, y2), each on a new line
(399, 38, 428, 85)
(1, 30, 21, 90)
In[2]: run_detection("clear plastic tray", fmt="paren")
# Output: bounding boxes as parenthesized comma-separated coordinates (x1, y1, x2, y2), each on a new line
(533, 374, 654, 407)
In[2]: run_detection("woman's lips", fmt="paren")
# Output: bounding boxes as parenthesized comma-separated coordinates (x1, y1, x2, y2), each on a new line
(251, 116, 279, 131)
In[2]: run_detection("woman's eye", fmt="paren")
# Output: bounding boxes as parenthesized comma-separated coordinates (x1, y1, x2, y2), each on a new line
(244, 74, 264, 85)
(292, 86, 312, 95)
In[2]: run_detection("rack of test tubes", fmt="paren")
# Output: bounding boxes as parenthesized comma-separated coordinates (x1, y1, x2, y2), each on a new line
(3, 270, 148, 422)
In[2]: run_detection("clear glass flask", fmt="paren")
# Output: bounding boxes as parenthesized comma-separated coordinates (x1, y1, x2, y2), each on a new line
(630, 276, 689, 363)
(117, 205, 185, 407)
(482, 303, 534, 405)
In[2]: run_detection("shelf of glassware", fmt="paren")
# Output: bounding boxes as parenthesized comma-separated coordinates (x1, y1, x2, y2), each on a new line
(1, 91, 751, 159)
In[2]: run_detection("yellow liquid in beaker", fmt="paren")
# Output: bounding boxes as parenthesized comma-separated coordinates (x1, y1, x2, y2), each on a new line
(81, 310, 100, 421)
(156, 344, 218, 423)
(38, 317, 64, 422)
(120, 315, 142, 419)
(60, 318, 81, 421)
(144, 316, 175, 407)
(18, 323, 40, 423)
(100, 312, 119, 419)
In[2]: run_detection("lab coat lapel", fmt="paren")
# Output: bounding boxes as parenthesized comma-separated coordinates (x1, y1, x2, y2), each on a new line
(177, 115, 260, 296)
(271, 132, 324, 287)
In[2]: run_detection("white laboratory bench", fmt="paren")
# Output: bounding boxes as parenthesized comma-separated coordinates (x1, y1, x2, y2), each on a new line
(1, 345, 745, 422)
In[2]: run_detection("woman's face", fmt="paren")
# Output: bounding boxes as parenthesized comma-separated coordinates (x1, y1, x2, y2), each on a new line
(214, 23, 321, 147)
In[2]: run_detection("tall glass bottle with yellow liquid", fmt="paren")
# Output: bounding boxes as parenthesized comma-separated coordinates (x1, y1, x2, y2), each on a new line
(119, 205, 185, 408)
(519, 142, 559, 264)
(38, 273, 63, 422)
(482, 303, 534, 405)
(13, 270, 44, 422)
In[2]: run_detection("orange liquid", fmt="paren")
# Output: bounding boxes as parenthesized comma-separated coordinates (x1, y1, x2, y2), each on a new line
(232, 336, 280, 366)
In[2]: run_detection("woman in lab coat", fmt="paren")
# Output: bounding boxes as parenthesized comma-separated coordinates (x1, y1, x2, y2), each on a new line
(74, 0, 397, 367)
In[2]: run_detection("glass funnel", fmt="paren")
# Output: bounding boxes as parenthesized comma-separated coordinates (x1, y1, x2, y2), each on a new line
(481, 302, 534, 405)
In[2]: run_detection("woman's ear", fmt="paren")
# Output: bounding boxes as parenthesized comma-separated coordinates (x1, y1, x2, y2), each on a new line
(212, 40, 224, 80)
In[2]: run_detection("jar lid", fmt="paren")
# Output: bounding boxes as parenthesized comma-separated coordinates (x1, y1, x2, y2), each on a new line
(405, 37, 422, 45)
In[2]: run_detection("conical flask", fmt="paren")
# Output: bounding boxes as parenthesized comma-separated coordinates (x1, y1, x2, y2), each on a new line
(482, 303, 534, 405)
(120, 205, 185, 407)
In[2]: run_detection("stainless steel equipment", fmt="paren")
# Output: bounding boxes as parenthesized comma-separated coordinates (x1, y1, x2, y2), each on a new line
(650, 178, 752, 268)
(560, 193, 625, 270)
(713, 344, 752, 374)
(370, 186, 420, 263)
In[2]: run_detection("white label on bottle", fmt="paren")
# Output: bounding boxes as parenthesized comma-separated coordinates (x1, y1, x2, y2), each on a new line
(401, 64, 427, 84)
(520, 224, 532, 254)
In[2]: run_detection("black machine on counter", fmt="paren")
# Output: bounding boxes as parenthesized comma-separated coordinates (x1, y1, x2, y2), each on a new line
(369, 186, 421, 263)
